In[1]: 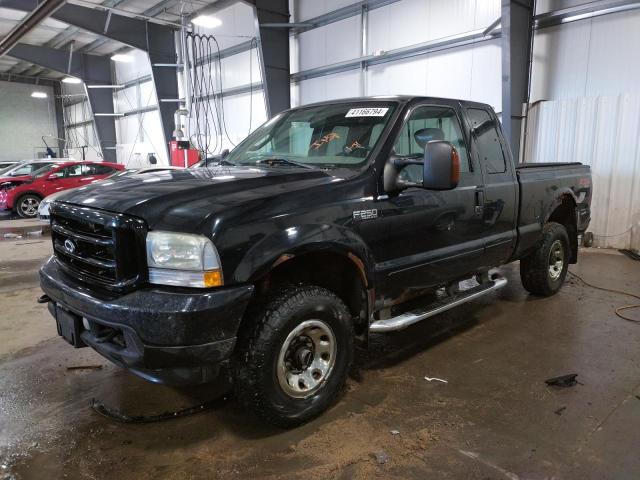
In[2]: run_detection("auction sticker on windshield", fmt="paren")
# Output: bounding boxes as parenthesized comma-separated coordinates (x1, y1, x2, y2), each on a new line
(345, 107, 389, 117)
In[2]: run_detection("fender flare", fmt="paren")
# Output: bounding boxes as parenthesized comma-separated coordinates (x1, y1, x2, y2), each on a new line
(231, 223, 374, 287)
(543, 188, 577, 225)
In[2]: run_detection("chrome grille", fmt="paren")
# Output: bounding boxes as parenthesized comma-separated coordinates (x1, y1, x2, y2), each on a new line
(50, 203, 147, 291)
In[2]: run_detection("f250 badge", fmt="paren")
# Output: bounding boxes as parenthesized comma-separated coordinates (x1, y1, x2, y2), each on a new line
(353, 209, 378, 220)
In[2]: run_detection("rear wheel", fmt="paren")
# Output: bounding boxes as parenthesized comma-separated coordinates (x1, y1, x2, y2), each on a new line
(16, 194, 41, 218)
(520, 222, 570, 296)
(233, 285, 353, 428)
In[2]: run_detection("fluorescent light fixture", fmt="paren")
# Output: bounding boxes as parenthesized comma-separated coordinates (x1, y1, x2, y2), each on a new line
(31, 91, 47, 98)
(111, 53, 134, 63)
(192, 15, 222, 28)
(62, 77, 82, 84)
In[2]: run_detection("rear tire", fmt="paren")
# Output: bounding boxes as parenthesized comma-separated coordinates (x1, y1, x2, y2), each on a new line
(520, 222, 570, 296)
(233, 285, 353, 428)
(16, 194, 41, 218)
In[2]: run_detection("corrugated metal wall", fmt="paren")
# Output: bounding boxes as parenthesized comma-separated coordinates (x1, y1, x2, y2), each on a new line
(526, 6, 640, 251)
(290, 0, 502, 112)
(524, 95, 640, 250)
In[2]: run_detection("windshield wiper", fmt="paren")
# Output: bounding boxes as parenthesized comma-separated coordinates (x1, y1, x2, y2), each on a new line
(206, 159, 236, 167)
(254, 157, 315, 170)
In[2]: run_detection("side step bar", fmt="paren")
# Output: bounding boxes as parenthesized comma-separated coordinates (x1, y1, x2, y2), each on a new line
(369, 272, 508, 333)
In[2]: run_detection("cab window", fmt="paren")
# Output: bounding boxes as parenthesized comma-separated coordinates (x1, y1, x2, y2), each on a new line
(467, 108, 506, 174)
(393, 106, 470, 183)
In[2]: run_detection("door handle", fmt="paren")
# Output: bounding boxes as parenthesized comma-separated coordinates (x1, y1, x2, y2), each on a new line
(475, 189, 485, 216)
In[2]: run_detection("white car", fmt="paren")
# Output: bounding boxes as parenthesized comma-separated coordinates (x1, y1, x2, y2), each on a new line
(0, 158, 72, 179)
(37, 166, 183, 221)
(37, 189, 68, 221)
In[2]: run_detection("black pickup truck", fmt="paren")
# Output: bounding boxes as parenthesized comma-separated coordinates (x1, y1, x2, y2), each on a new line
(39, 96, 591, 426)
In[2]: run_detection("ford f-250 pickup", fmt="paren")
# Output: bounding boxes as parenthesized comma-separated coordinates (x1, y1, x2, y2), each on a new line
(39, 96, 592, 427)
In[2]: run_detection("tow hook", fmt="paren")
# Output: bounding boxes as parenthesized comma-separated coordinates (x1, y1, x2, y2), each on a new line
(37, 294, 51, 304)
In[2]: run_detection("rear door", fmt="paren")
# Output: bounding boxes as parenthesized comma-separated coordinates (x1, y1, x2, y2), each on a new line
(79, 163, 117, 185)
(464, 107, 517, 267)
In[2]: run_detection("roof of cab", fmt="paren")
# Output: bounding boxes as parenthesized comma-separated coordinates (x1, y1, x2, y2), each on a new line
(288, 95, 493, 111)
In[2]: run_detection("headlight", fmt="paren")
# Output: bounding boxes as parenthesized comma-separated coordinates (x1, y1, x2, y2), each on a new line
(146, 231, 223, 288)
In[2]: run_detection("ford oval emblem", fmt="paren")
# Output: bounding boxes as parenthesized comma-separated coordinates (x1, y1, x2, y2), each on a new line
(64, 239, 76, 254)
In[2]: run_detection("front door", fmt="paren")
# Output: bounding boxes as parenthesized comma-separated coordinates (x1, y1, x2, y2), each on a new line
(43, 164, 84, 196)
(357, 103, 487, 299)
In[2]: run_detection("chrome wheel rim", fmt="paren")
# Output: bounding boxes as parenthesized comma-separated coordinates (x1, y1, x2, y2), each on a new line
(277, 319, 337, 399)
(20, 197, 39, 217)
(548, 240, 564, 280)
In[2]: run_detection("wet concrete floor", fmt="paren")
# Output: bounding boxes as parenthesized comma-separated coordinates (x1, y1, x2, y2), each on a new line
(0, 240, 639, 479)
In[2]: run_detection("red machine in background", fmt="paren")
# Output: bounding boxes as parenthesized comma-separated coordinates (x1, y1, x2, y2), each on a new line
(169, 141, 200, 167)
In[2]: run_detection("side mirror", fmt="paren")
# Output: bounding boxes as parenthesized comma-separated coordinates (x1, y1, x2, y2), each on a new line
(47, 172, 63, 180)
(423, 141, 460, 190)
(383, 141, 460, 193)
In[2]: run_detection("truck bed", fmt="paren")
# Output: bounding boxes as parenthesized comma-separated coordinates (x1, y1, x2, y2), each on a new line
(515, 162, 582, 169)
(513, 162, 592, 260)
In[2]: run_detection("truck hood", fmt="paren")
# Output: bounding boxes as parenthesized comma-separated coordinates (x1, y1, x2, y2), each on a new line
(56, 166, 336, 230)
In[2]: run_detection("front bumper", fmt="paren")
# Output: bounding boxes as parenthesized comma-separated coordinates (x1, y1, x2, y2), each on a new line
(40, 256, 254, 385)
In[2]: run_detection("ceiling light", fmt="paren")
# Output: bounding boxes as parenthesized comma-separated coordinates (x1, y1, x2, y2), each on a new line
(111, 53, 134, 63)
(62, 77, 82, 84)
(192, 15, 222, 28)
(31, 91, 47, 98)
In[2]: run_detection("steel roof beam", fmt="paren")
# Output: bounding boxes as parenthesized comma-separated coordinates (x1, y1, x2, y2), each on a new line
(0, 0, 66, 57)
(1, 0, 176, 50)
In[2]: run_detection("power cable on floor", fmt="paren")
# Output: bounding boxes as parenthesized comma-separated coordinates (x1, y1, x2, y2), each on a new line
(568, 271, 640, 323)
(590, 226, 635, 238)
(90, 396, 226, 423)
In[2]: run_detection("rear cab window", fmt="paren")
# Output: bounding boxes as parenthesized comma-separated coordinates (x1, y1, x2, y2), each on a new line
(466, 108, 507, 174)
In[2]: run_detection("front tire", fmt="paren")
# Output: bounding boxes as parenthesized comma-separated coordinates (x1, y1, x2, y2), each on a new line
(520, 222, 570, 296)
(16, 194, 41, 218)
(233, 285, 354, 428)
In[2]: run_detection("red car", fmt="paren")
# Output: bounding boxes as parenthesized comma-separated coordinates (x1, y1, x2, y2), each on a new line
(1, 161, 124, 218)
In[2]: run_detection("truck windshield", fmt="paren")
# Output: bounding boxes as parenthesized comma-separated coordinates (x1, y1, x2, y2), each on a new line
(226, 102, 397, 170)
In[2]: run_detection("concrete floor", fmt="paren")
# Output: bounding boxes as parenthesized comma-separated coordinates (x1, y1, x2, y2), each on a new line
(0, 239, 639, 480)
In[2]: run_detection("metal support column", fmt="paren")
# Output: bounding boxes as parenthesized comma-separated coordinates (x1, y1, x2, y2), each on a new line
(254, 0, 290, 117)
(147, 23, 180, 152)
(501, 0, 534, 162)
(52, 81, 66, 155)
(7, 43, 117, 161)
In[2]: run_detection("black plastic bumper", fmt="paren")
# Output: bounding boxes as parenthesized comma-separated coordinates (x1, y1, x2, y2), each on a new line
(40, 256, 254, 385)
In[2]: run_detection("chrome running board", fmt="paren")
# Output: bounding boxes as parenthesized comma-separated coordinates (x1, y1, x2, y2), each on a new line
(369, 272, 508, 333)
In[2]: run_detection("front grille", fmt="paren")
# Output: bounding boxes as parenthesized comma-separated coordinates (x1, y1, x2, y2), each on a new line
(50, 203, 147, 291)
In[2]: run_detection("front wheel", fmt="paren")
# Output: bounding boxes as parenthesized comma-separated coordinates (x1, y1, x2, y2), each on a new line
(233, 285, 354, 428)
(16, 194, 41, 218)
(520, 222, 570, 296)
